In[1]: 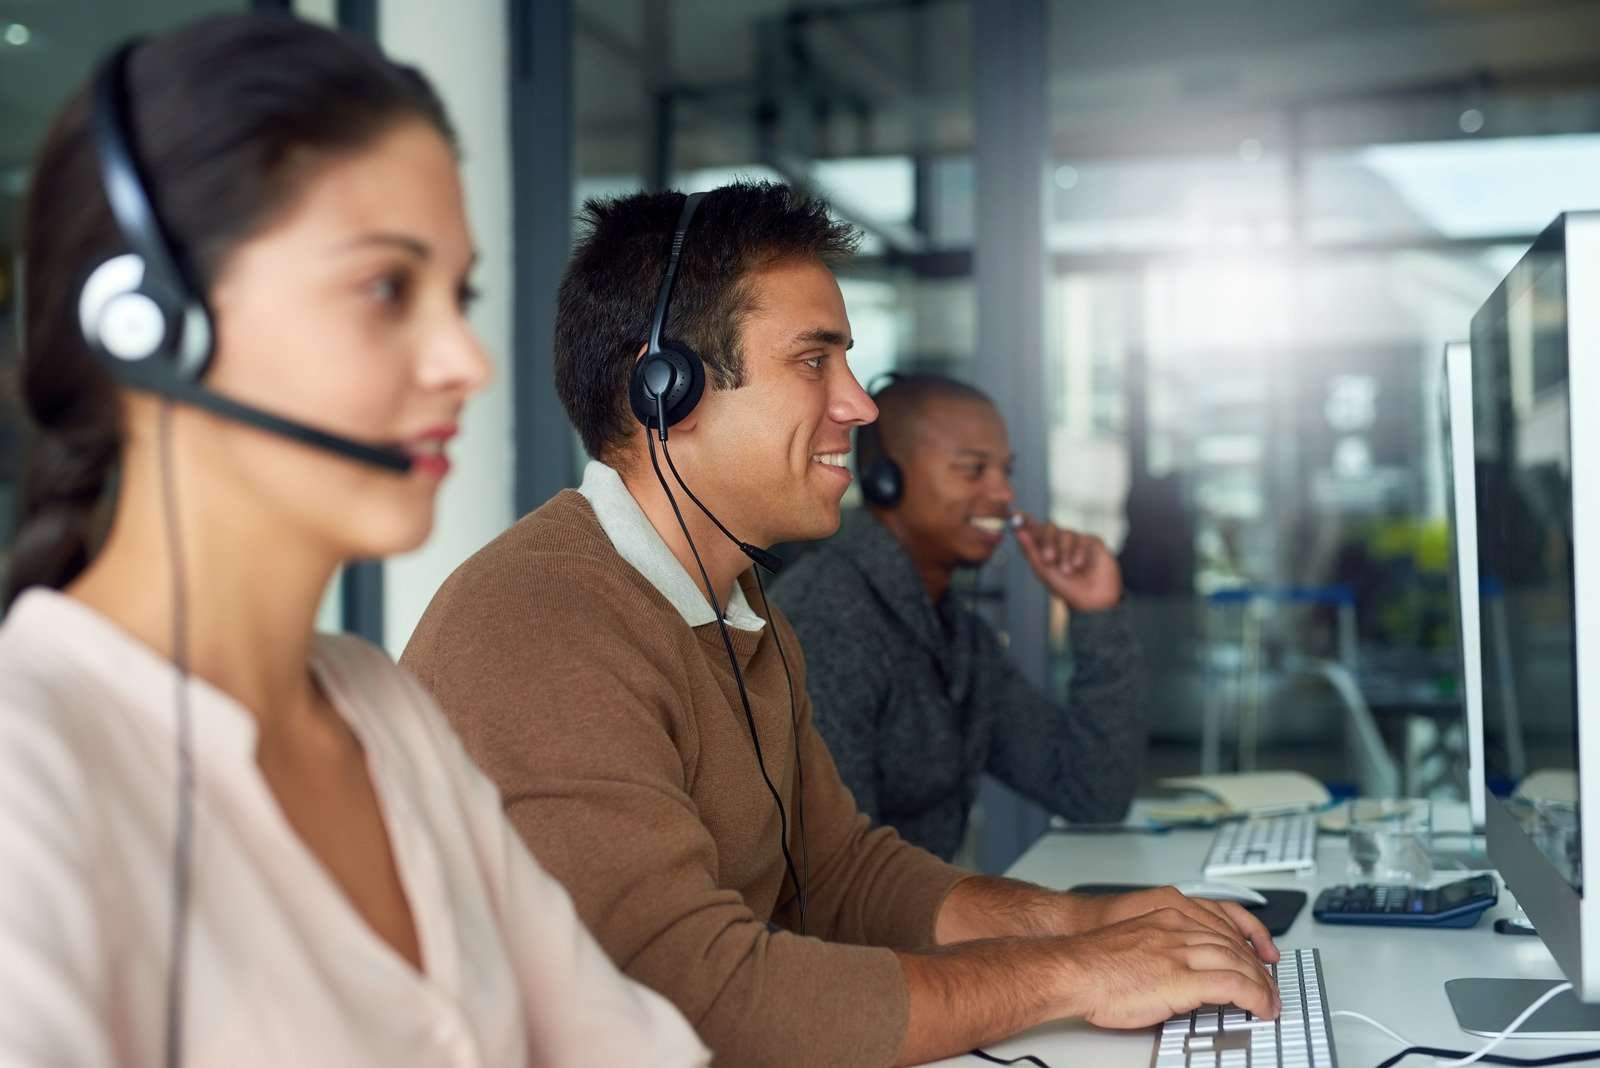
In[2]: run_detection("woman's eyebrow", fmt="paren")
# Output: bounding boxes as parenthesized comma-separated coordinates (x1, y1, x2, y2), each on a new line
(330, 232, 433, 259)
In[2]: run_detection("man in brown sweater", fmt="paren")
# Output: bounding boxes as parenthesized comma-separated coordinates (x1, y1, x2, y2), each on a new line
(401, 182, 1279, 1067)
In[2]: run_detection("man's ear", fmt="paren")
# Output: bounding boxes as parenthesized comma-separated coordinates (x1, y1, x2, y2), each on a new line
(668, 405, 702, 436)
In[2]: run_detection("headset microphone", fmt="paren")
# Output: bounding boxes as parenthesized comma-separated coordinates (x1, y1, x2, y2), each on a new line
(159, 379, 414, 473)
(658, 443, 785, 574)
(80, 42, 414, 475)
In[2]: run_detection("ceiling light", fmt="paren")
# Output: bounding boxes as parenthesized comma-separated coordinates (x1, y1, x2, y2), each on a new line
(3, 23, 31, 47)
(1459, 108, 1485, 135)
(1238, 138, 1263, 163)
(1054, 164, 1079, 191)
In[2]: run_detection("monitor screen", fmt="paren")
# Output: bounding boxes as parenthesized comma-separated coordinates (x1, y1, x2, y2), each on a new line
(1473, 240, 1581, 894)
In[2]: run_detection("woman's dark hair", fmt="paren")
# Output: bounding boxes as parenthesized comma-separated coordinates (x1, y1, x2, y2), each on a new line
(554, 181, 860, 465)
(4, 12, 455, 608)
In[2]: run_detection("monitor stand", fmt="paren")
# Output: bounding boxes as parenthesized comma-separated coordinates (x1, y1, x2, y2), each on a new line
(1447, 979, 1600, 1039)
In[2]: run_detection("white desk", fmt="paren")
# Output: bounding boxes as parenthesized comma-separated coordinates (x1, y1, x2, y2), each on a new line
(923, 814, 1587, 1067)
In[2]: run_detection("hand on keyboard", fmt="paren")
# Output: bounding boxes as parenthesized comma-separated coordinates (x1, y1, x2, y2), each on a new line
(1067, 885, 1280, 965)
(1054, 906, 1282, 1030)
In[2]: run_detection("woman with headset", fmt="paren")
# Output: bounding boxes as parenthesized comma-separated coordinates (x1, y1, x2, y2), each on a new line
(0, 13, 706, 1067)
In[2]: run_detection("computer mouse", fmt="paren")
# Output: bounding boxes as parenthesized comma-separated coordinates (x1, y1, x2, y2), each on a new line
(1173, 881, 1270, 907)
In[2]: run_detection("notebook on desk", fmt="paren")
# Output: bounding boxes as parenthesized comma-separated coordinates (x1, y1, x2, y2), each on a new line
(1148, 771, 1333, 824)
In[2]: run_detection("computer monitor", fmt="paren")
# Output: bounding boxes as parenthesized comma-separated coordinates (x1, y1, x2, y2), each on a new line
(1439, 340, 1487, 830)
(1449, 211, 1600, 1032)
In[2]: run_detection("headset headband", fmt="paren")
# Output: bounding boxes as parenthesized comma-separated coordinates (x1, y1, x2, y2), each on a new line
(647, 192, 704, 357)
(91, 41, 194, 307)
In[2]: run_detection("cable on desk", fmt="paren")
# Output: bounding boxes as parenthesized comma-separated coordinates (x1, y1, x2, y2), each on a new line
(1445, 983, 1576, 1067)
(975, 981, 1591, 1068)
(971, 1048, 1053, 1067)
(1332, 1009, 1415, 1048)
(1337, 980, 1600, 1067)
(1373, 1047, 1600, 1067)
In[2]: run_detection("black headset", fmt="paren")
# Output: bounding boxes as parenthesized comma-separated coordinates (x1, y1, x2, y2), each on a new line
(631, 190, 809, 932)
(856, 371, 905, 507)
(629, 192, 708, 439)
(79, 40, 414, 474)
(630, 192, 784, 574)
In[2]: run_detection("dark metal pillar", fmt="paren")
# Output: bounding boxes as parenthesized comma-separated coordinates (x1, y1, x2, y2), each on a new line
(974, 0, 1053, 874)
(510, 0, 577, 515)
(338, 0, 384, 645)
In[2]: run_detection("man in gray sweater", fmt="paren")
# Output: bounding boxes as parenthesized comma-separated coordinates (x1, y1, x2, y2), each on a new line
(772, 373, 1146, 860)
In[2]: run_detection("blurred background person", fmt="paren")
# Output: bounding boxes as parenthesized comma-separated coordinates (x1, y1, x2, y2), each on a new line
(774, 373, 1143, 860)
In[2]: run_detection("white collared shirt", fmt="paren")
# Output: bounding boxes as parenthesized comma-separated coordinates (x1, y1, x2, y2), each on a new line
(0, 589, 709, 1068)
(578, 459, 766, 632)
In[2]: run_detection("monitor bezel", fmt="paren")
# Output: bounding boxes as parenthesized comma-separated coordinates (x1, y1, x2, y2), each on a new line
(1441, 340, 1487, 829)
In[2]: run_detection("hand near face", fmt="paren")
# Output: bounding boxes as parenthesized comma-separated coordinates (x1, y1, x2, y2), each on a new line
(1012, 515, 1123, 612)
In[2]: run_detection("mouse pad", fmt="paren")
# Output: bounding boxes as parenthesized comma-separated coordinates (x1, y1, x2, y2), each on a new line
(1068, 884, 1308, 937)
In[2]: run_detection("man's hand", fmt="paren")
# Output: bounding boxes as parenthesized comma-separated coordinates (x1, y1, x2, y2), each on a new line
(1012, 515, 1123, 612)
(1065, 886, 1279, 964)
(1051, 908, 1282, 1029)
(902, 883, 1281, 1064)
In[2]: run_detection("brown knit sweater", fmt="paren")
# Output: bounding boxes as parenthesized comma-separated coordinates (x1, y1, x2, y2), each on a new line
(400, 490, 968, 1067)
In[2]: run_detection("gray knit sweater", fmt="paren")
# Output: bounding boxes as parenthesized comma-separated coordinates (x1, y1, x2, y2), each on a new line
(771, 509, 1146, 861)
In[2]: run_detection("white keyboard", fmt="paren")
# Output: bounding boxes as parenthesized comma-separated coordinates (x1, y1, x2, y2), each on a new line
(1202, 812, 1318, 878)
(1153, 947, 1338, 1067)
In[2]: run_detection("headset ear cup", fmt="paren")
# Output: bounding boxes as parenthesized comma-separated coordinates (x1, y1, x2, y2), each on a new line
(79, 253, 167, 363)
(854, 417, 903, 508)
(860, 457, 904, 508)
(630, 343, 706, 432)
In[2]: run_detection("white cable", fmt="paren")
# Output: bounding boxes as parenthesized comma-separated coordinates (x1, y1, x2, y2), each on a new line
(1440, 981, 1574, 1066)
(1331, 1009, 1416, 1048)
(1332, 981, 1575, 1067)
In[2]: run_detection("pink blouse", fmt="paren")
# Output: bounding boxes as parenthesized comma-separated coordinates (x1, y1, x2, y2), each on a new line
(0, 589, 709, 1067)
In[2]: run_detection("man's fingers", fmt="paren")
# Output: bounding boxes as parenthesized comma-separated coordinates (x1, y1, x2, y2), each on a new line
(1188, 897, 1279, 964)
(1186, 898, 1252, 945)
(1072, 535, 1101, 571)
(1039, 525, 1060, 564)
(1015, 519, 1068, 575)
(1014, 524, 1047, 569)
(1194, 967, 1278, 1021)
(1147, 892, 1253, 951)
(1056, 530, 1081, 572)
(1142, 905, 1259, 968)
(1216, 901, 1280, 963)
(1176, 943, 1278, 1019)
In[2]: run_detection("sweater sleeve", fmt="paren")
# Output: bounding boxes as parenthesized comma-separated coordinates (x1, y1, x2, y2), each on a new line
(982, 603, 1148, 823)
(402, 560, 945, 1068)
(771, 611, 968, 951)
(770, 582, 887, 824)
(0, 698, 113, 1067)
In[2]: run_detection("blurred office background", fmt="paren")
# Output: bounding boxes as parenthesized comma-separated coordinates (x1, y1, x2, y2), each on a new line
(4, 0, 1599, 869)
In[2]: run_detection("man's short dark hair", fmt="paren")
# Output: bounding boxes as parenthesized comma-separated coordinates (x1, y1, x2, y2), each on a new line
(554, 181, 860, 464)
(861, 372, 993, 469)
